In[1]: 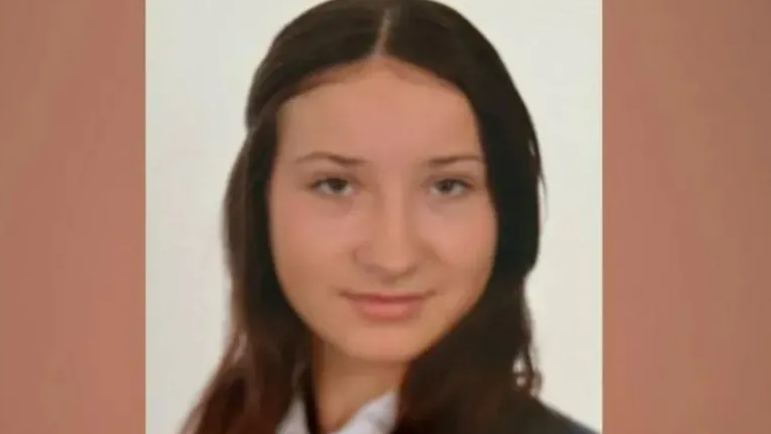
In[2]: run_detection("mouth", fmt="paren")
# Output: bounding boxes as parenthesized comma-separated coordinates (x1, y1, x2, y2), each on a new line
(340, 290, 434, 321)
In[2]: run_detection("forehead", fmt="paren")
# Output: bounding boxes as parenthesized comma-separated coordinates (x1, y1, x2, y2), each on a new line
(276, 59, 480, 159)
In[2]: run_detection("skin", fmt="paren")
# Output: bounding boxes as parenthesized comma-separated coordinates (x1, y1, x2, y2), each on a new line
(268, 57, 497, 432)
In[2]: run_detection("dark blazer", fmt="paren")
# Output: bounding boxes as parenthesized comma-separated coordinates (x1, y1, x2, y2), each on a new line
(520, 401, 599, 434)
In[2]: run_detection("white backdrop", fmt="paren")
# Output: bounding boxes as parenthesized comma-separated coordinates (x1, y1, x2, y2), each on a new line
(146, 1, 602, 433)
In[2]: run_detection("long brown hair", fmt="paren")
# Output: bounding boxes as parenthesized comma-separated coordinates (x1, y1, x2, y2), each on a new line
(182, 0, 546, 433)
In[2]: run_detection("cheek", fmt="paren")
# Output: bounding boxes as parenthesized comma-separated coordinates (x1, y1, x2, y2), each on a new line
(268, 185, 331, 321)
(427, 199, 497, 277)
(269, 185, 350, 255)
(267, 181, 358, 297)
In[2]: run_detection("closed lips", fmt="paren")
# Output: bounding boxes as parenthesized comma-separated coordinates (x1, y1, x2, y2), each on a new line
(341, 292, 432, 303)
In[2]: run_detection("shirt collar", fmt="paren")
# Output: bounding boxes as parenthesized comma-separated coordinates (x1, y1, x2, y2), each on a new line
(277, 391, 397, 434)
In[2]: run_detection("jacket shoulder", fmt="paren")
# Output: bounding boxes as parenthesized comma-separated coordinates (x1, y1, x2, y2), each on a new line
(535, 406, 598, 434)
(504, 398, 599, 434)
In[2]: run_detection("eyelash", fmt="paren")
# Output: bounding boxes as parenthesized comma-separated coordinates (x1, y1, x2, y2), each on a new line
(308, 177, 474, 197)
(310, 177, 354, 196)
(430, 178, 473, 196)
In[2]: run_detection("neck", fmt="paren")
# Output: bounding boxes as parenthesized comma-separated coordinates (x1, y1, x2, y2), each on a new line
(311, 341, 404, 433)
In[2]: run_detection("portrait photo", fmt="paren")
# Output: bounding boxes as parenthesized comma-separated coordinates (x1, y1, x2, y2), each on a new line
(146, 1, 602, 433)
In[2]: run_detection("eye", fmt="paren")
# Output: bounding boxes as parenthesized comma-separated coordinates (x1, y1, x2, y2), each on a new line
(310, 177, 355, 196)
(430, 178, 472, 197)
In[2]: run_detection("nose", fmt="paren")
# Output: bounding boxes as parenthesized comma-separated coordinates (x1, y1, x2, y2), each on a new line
(355, 196, 421, 285)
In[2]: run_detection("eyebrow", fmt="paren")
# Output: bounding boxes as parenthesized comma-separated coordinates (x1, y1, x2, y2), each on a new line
(293, 151, 484, 167)
(426, 154, 484, 167)
(294, 151, 365, 167)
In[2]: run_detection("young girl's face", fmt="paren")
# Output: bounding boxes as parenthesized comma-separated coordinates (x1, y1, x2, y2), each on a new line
(268, 58, 497, 366)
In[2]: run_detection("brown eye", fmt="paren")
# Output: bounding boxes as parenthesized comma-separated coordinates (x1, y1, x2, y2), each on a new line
(311, 177, 354, 196)
(431, 178, 471, 197)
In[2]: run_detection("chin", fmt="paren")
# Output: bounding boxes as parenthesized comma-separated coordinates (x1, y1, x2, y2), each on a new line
(340, 333, 430, 365)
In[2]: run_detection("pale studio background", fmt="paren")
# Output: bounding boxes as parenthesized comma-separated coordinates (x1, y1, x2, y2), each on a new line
(146, 1, 602, 433)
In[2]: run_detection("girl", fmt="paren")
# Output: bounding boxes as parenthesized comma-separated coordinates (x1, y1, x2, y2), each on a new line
(182, 1, 596, 433)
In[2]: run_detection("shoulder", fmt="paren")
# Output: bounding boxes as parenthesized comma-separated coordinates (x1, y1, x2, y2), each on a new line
(527, 404, 598, 434)
(498, 397, 599, 434)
